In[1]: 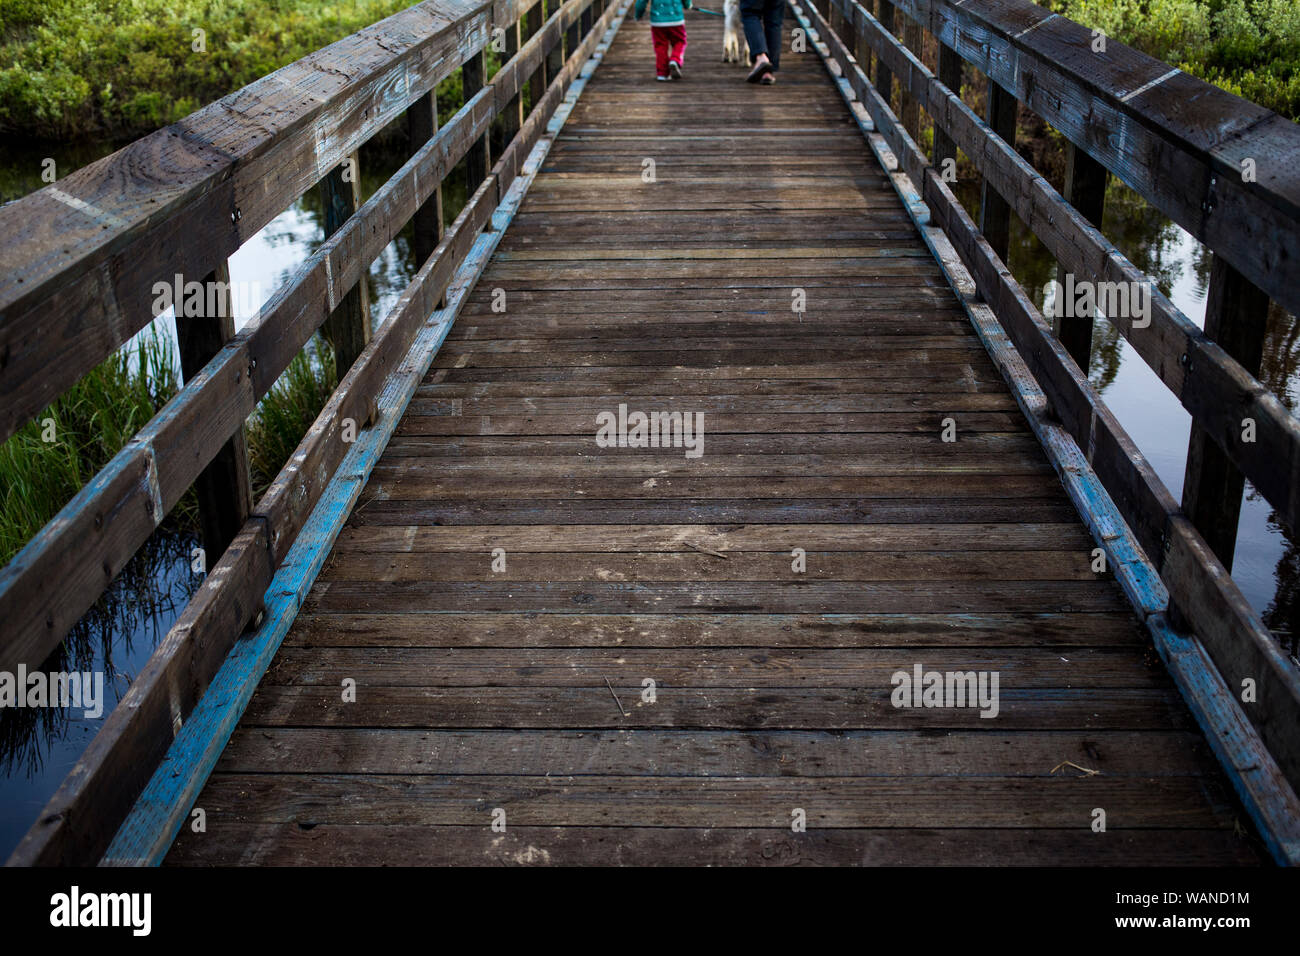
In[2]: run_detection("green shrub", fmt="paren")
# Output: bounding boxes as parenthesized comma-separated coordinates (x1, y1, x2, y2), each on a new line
(0, 0, 413, 139)
(1050, 0, 1300, 119)
(245, 336, 339, 499)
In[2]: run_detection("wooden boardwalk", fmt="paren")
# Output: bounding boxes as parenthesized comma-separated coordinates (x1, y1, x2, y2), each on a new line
(165, 11, 1261, 865)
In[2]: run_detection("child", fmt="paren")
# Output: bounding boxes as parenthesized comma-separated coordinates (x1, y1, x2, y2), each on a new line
(634, 0, 692, 81)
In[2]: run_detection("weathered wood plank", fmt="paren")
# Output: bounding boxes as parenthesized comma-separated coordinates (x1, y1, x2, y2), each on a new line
(167, 823, 1261, 866)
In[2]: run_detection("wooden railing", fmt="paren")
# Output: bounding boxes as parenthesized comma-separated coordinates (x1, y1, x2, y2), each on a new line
(794, 0, 1300, 843)
(0, 0, 620, 865)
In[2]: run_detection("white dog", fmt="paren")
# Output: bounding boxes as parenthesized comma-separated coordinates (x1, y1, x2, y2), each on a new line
(722, 0, 749, 63)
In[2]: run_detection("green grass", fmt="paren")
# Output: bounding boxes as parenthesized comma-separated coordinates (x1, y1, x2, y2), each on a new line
(245, 336, 339, 499)
(0, 327, 338, 565)
(1046, 0, 1300, 120)
(0, 327, 190, 564)
(0, 0, 416, 140)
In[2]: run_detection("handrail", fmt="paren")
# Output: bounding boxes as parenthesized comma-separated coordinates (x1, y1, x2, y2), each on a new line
(4, 0, 616, 866)
(890, 0, 1300, 323)
(798, 0, 1300, 822)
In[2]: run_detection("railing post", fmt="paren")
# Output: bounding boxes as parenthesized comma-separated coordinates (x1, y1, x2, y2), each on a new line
(503, 14, 524, 146)
(565, 3, 580, 62)
(1180, 257, 1271, 571)
(900, 13, 922, 142)
(527, 0, 546, 106)
(980, 79, 1016, 263)
(464, 48, 490, 190)
(175, 261, 254, 561)
(407, 92, 445, 267)
(875, 1, 895, 103)
(546, 0, 565, 84)
(852, 4, 871, 82)
(1054, 142, 1109, 370)
(933, 42, 961, 173)
(318, 152, 372, 377)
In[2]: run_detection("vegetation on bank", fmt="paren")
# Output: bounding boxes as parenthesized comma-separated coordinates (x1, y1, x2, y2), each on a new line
(0, 0, 413, 140)
(0, 328, 186, 563)
(1046, 0, 1300, 120)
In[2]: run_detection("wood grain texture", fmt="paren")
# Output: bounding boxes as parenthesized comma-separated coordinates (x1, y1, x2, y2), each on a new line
(165, 10, 1262, 866)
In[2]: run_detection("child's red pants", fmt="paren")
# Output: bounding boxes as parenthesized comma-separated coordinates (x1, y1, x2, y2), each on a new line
(651, 24, 687, 76)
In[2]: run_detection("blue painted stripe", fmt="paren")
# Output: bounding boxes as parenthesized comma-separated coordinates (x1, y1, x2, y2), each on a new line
(101, 0, 635, 867)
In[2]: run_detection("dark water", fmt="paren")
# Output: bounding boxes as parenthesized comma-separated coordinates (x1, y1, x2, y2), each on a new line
(0, 529, 202, 859)
(1, 119, 1295, 858)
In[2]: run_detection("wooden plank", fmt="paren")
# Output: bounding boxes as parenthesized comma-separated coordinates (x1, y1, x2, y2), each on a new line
(167, 824, 1261, 866)
(330, 521, 1095, 552)
(262, 646, 1164, 688)
(215, 729, 1214, 776)
(283, 610, 1143, 648)
(240, 684, 1199, 730)
(323, 549, 1100, 582)
(302, 580, 1130, 614)
(159, 773, 1239, 828)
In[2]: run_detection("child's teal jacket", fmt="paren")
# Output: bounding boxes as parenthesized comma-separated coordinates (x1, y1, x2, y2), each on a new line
(634, 0, 692, 26)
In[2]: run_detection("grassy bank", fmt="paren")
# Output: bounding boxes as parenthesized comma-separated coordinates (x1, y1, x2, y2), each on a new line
(0, 0, 413, 140)
(1046, 0, 1300, 120)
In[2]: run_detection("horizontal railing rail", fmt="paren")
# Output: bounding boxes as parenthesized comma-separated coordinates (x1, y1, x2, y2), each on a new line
(795, 0, 1300, 845)
(2, 0, 618, 865)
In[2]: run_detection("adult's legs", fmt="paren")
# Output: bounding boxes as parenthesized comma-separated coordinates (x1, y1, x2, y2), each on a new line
(740, 0, 769, 61)
(763, 0, 784, 70)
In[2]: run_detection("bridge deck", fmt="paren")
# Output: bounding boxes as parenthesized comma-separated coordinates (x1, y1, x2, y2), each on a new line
(166, 12, 1260, 865)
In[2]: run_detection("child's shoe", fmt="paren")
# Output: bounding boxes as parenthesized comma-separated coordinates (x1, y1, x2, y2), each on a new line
(668, 60, 683, 80)
(656, 74, 671, 81)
